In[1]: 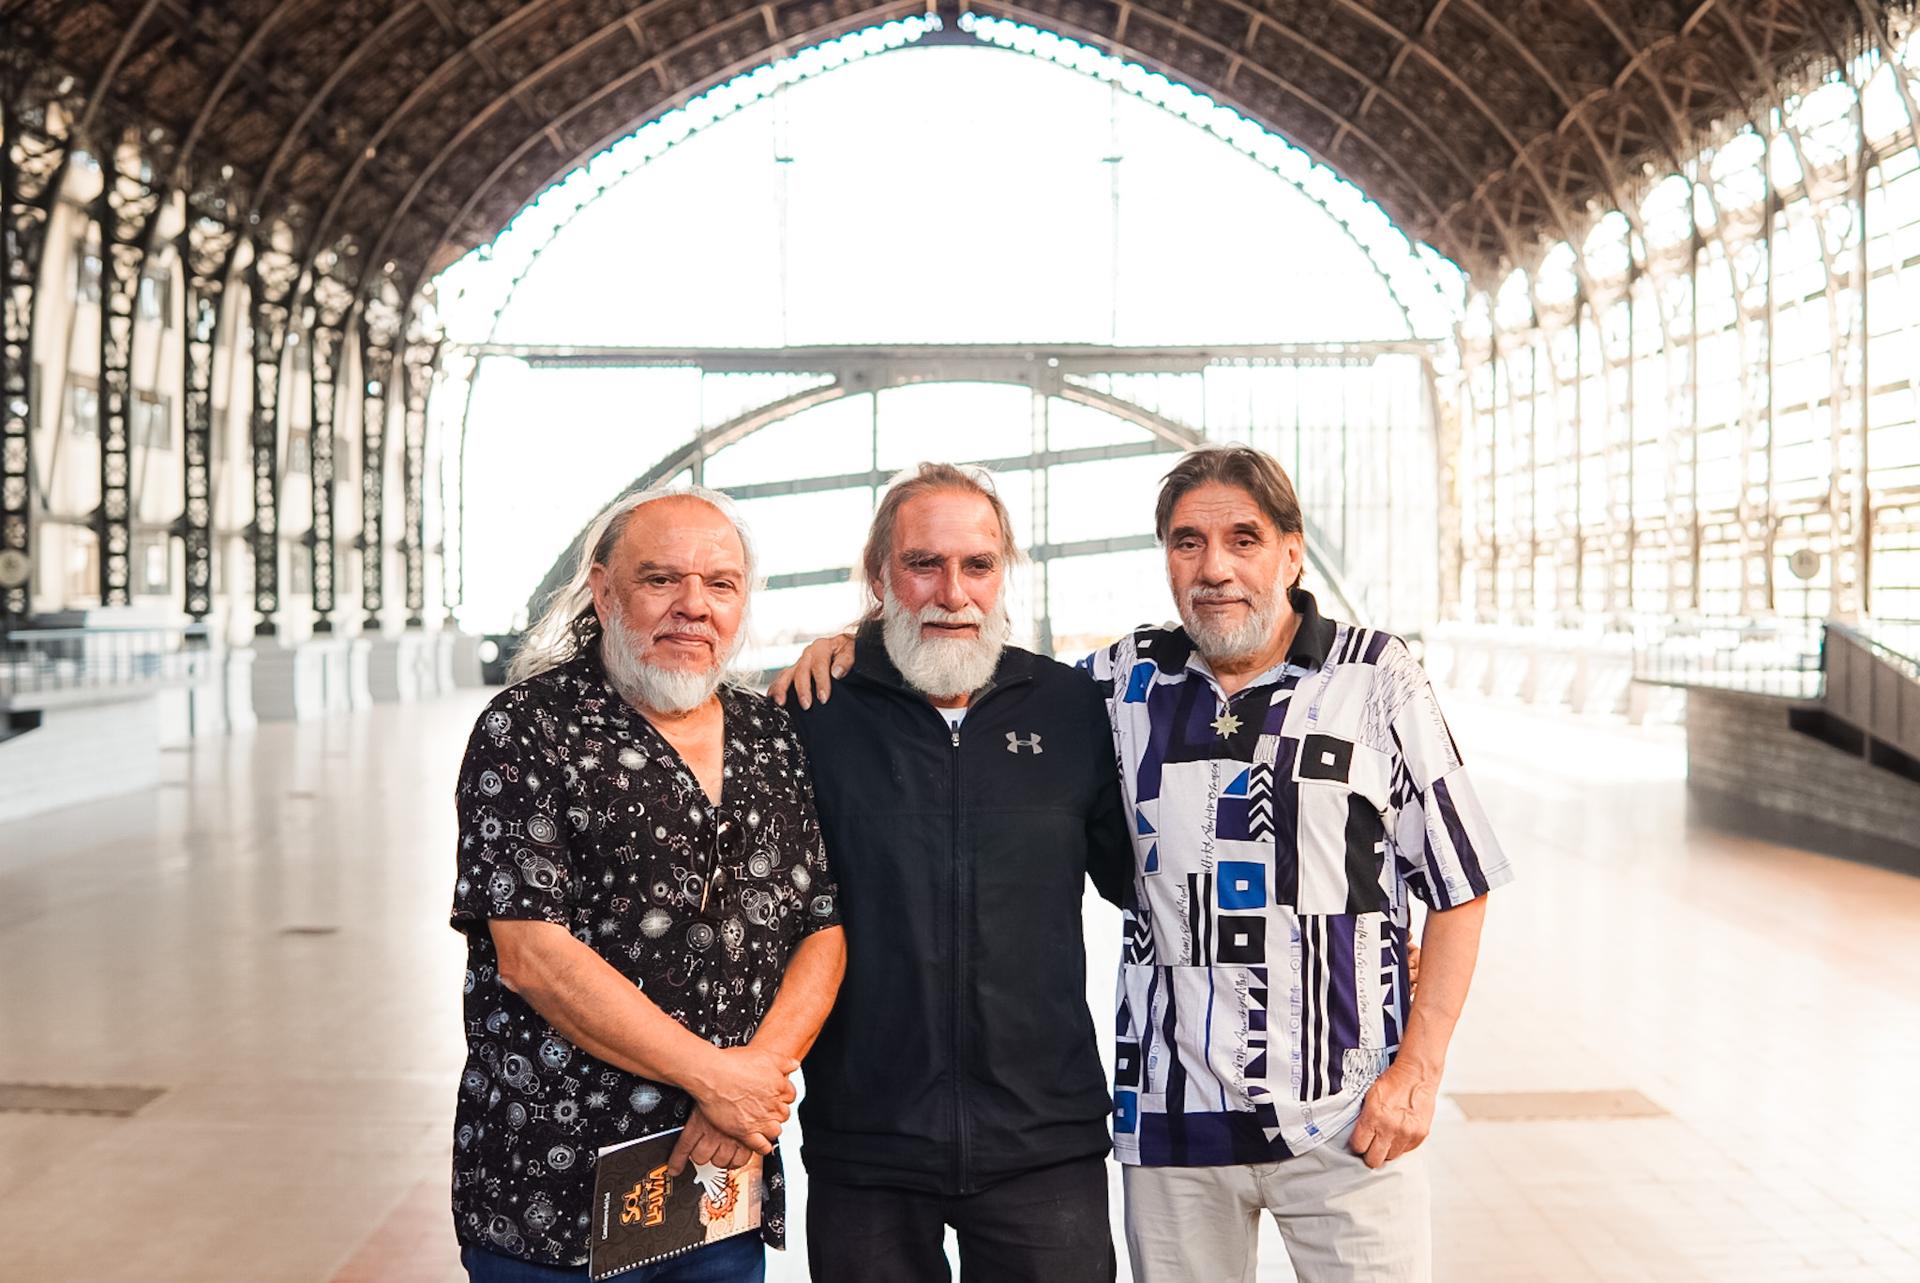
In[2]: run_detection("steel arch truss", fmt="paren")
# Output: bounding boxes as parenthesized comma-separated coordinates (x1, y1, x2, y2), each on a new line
(0, 1, 1880, 299)
(505, 341, 1410, 629)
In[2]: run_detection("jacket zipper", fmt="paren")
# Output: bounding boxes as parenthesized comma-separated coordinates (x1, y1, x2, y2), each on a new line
(948, 716, 969, 1195)
(890, 678, 1023, 1196)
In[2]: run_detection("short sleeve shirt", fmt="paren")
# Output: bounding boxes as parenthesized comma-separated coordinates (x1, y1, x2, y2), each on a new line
(1080, 591, 1512, 1168)
(449, 621, 840, 1267)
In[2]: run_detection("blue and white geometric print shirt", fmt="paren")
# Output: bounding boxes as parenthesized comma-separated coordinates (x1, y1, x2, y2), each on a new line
(1079, 589, 1512, 1168)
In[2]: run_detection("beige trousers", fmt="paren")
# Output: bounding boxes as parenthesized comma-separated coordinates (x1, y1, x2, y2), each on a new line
(1121, 1131, 1431, 1283)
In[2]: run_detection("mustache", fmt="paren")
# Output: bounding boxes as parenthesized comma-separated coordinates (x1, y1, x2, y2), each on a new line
(650, 620, 720, 645)
(916, 604, 986, 627)
(1186, 586, 1254, 605)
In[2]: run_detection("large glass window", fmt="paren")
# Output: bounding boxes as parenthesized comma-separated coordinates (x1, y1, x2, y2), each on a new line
(442, 27, 1451, 664)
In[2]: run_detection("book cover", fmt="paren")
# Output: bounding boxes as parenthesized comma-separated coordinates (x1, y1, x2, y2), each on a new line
(588, 1127, 762, 1280)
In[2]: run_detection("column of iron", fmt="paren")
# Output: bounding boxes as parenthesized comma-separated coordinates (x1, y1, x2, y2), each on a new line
(357, 294, 401, 632)
(400, 334, 437, 629)
(0, 90, 70, 626)
(176, 179, 240, 623)
(440, 348, 475, 628)
(305, 253, 353, 633)
(93, 129, 165, 607)
(246, 235, 298, 636)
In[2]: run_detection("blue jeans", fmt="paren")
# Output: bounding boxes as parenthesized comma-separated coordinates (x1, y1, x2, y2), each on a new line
(461, 1234, 765, 1282)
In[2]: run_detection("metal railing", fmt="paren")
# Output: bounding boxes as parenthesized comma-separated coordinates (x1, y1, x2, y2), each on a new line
(1630, 618, 1826, 700)
(1824, 619, 1920, 765)
(0, 624, 214, 703)
(1838, 619, 1920, 681)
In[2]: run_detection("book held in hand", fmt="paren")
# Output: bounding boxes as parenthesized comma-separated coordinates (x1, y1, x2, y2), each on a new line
(588, 1126, 762, 1280)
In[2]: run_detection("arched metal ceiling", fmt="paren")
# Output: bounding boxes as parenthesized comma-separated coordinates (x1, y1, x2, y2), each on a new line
(0, 0, 1877, 297)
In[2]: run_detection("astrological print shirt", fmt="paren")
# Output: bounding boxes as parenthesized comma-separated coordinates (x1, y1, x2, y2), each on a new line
(1079, 588, 1512, 1168)
(449, 611, 840, 1267)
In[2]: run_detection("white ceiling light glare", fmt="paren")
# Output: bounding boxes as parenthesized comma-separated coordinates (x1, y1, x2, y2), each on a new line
(437, 16, 935, 342)
(439, 11, 1461, 343)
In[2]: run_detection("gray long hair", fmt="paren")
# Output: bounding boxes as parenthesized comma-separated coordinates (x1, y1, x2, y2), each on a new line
(508, 484, 760, 684)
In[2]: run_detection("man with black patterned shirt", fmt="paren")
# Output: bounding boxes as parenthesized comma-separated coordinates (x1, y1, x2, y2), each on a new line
(450, 487, 844, 1282)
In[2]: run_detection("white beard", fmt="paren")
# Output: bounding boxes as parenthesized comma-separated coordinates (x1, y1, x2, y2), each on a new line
(880, 587, 1011, 700)
(1179, 565, 1293, 665)
(601, 606, 726, 715)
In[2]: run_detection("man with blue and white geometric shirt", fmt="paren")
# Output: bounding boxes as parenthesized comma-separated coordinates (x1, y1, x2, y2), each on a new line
(1081, 445, 1511, 1283)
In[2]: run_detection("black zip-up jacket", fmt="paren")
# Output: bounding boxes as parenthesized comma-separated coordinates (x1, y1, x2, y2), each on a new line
(792, 625, 1133, 1194)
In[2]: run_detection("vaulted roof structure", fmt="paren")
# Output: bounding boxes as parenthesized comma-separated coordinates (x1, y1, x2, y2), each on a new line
(0, 0, 1889, 298)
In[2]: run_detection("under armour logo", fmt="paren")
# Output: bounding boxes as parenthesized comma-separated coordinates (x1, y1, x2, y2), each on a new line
(1005, 732, 1043, 754)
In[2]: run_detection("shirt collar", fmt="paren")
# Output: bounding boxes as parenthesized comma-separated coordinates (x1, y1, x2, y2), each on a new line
(1181, 587, 1335, 688)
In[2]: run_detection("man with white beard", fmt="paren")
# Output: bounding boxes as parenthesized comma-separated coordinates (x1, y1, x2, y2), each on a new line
(783, 463, 1132, 1283)
(449, 487, 845, 1282)
(782, 447, 1510, 1282)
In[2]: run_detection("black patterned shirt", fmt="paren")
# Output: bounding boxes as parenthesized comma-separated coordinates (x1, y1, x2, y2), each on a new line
(449, 617, 840, 1267)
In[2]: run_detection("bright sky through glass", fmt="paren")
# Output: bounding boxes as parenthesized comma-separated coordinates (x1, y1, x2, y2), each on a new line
(455, 40, 1438, 652)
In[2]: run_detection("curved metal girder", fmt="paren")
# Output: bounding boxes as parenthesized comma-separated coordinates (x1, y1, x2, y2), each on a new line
(75, 0, 166, 142)
(1313, 0, 1591, 275)
(409, 3, 1467, 299)
(298, 0, 687, 272)
(1198, 4, 1526, 271)
(176, 0, 306, 172)
(373, 3, 922, 291)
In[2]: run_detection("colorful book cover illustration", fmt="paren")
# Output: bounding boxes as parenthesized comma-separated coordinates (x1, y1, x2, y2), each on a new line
(588, 1127, 762, 1279)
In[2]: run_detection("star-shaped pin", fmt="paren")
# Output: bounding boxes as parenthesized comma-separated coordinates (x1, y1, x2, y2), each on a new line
(1211, 711, 1242, 737)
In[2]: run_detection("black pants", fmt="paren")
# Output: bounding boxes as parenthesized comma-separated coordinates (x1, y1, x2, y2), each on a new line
(805, 1156, 1116, 1283)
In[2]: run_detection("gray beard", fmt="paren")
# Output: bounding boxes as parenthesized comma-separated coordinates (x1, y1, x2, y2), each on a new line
(880, 588, 1011, 700)
(601, 607, 726, 715)
(1179, 566, 1292, 665)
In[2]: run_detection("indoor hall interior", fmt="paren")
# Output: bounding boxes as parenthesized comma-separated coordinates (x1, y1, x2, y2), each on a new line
(1, 687, 1915, 1281)
(7, 2, 1920, 1280)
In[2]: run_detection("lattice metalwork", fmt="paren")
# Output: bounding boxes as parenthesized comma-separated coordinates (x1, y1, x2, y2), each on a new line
(0, 2, 1874, 295)
(246, 231, 300, 635)
(0, 79, 71, 625)
(93, 128, 165, 607)
(177, 175, 242, 623)
(357, 283, 402, 630)
(400, 332, 437, 627)
(305, 242, 356, 633)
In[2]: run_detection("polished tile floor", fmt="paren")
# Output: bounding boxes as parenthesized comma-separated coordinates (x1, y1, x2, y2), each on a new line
(1, 688, 1916, 1282)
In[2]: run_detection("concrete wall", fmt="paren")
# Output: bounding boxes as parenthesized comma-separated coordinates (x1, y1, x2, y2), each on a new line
(0, 697, 163, 824)
(1686, 687, 1920, 876)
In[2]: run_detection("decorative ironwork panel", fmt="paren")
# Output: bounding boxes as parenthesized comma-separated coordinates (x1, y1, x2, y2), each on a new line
(401, 335, 437, 628)
(178, 176, 241, 623)
(247, 232, 300, 635)
(94, 130, 165, 607)
(306, 246, 355, 633)
(357, 289, 402, 630)
(439, 347, 477, 626)
(0, 90, 70, 625)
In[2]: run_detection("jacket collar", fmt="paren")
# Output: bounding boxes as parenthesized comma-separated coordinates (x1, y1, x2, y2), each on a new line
(1283, 587, 1336, 671)
(850, 619, 1039, 701)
